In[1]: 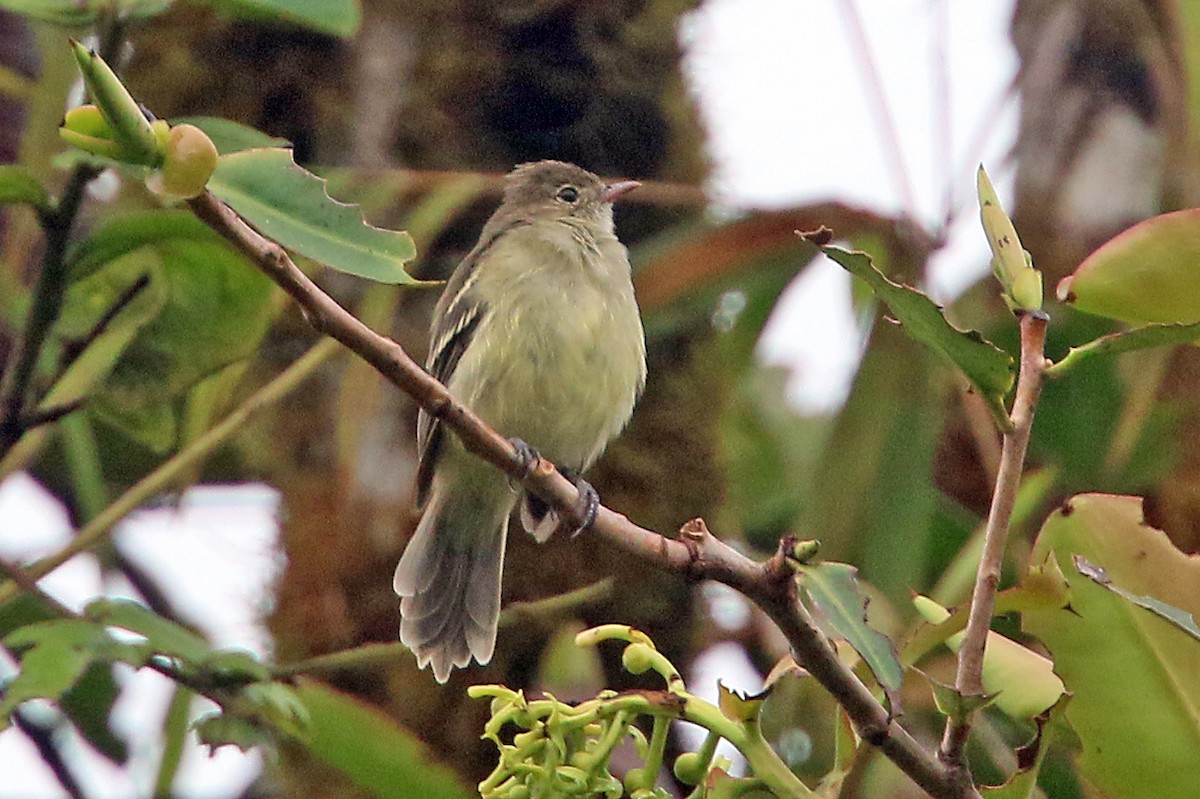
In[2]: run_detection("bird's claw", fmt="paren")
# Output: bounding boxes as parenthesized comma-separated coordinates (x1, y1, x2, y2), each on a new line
(564, 472, 599, 538)
(508, 438, 540, 478)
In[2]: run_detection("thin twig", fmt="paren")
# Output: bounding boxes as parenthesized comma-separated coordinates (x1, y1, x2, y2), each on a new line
(12, 710, 88, 799)
(939, 312, 1047, 770)
(184, 191, 981, 799)
(56, 272, 152, 374)
(18, 399, 86, 431)
(272, 578, 616, 678)
(833, 0, 921, 221)
(0, 165, 98, 454)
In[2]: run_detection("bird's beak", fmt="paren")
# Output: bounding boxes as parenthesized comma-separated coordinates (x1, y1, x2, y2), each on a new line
(602, 180, 641, 203)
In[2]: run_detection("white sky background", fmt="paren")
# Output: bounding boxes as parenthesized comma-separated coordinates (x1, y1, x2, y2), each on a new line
(0, 2, 1019, 796)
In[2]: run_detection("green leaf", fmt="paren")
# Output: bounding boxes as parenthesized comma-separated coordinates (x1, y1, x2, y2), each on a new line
(170, 116, 291, 155)
(795, 562, 903, 713)
(1, 620, 110, 723)
(1058, 209, 1200, 325)
(70, 40, 160, 165)
(0, 0, 172, 24)
(208, 148, 417, 283)
(293, 678, 473, 799)
(982, 696, 1074, 799)
(1047, 321, 1200, 377)
(41, 250, 168, 411)
(978, 164, 1042, 312)
(194, 712, 270, 753)
(811, 240, 1015, 420)
(65, 210, 219, 282)
(923, 672, 996, 725)
(85, 598, 211, 662)
(716, 681, 770, 723)
(202, 0, 360, 37)
(905, 554, 1071, 667)
(99, 235, 273, 404)
(1073, 555, 1200, 641)
(911, 595, 1065, 720)
(1024, 494, 1200, 799)
(154, 686, 192, 795)
(0, 165, 48, 209)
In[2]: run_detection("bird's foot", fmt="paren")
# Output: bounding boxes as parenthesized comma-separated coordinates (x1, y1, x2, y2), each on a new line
(560, 468, 599, 538)
(508, 438, 540, 479)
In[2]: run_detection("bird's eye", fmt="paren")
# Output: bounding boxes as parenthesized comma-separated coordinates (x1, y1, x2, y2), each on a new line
(556, 186, 580, 204)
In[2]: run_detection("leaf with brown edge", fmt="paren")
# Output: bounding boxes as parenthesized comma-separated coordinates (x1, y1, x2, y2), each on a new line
(1024, 494, 1200, 799)
(717, 681, 771, 723)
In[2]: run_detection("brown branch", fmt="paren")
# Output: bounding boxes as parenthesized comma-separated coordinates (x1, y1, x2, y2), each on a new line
(186, 190, 981, 799)
(939, 312, 1048, 770)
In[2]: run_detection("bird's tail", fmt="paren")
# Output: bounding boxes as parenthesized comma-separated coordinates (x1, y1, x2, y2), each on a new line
(394, 479, 511, 683)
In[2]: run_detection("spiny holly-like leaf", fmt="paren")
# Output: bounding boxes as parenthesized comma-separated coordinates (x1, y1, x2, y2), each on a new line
(1074, 555, 1200, 642)
(982, 696, 1074, 799)
(207, 148, 418, 284)
(795, 561, 903, 714)
(904, 555, 1070, 667)
(912, 595, 1065, 720)
(0, 619, 150, 725)
(1026, 494, 1200, 799)
(1058, 209, 1200, 325)
(924, 672, 997, 725)
(716, 681, 770, 723)
(806, 236, 1015, 421)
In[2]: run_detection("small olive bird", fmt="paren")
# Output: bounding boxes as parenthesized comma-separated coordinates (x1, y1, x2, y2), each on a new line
(394, 161, 647, 682)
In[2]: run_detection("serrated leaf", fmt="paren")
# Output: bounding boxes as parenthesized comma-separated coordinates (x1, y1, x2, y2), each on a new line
(0, 620, 122, 721)
(85, 598, 211, 662)
(795, 562, 903, 714)
(0, 164, 48, 208)
(911, 595, 1065, 720)
(1049, 321, 1200, 377)
(1058, 209, 1200, 325)
(982, 696, 1074, 799)
(716, 681, 770, 723)
(203, 0, 360, 37)
(170, 116, 291, 155)
(923, 672, 997, 725)
(207, 147, 417, 283)
(811, 240, 1015, 419)
(904, 555, 1071, 666)
(293, 678, 473, 799)
(1074, 555, 1200, 641)
(1025, 494, 1200, 799)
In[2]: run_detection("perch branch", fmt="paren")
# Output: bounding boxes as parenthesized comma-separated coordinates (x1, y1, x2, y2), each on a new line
(939, 312, 1047, 770)
(186, 190, 981, 799)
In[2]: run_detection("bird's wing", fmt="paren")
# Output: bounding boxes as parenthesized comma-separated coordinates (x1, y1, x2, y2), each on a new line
(415, 218, 528, 505)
